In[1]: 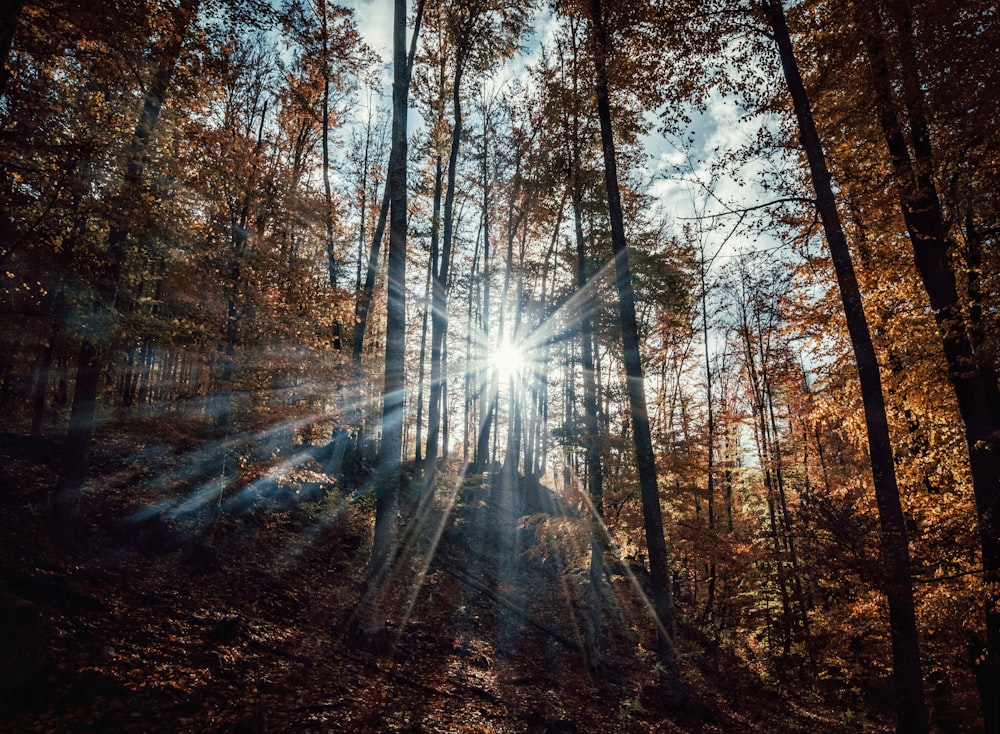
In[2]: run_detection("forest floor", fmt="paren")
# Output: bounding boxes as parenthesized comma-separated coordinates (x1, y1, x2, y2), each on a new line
(0, 422, 892, 733)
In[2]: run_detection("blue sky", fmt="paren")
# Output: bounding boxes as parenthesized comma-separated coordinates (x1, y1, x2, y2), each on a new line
(342, 0, 793, 269)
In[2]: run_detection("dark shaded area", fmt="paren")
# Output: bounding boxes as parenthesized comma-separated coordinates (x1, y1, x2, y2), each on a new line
(0, 428, 886, 733)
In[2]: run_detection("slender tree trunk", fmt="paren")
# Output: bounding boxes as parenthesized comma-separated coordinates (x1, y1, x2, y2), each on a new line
(587, 0, 681, 696)
(352, 0, 424, 365)
(743, 332, 792, 652)
(0, 0, 24, 101)
(766, 1, 928, 730)
(571, 155, 606, 667)
(355, 102, 373, 293)
(854, 5, 1000, 726)
(474, 149, 493, 471)
(424, 149, 445, 466)
(765, 378, 809, 636)
(364, 0, 412, 639)
(414, 259, 432, 467)
(699, 252, 717, 622)
(442, 331, 450, 459)
(425, 53, 465, 469)
(320, 0, 336, 294)
(531, 209, 562, 481)
(352, 184, 389, 365)
(463, 224, 482, 465)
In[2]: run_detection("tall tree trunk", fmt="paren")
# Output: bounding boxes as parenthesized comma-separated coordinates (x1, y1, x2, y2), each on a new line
(364, 0, 412, 642)
(415, 259, 432, 467)
(356, 97, 373, 293)
(0, 0, 25, 101)
(351, 0, 424, 365)
(587, 0, 682, 697)
(348, 0, 424, 479)
(463, 223, 482, 465)
(319, 0, 343, 353)
(698, 250, 717, 622)
(474, 127, 494, 471)
(532, 205, 563, 481)
(738, 306, 793, 651)
(854, 5, 1000, 727)
(765, 377, 809, 637)
(442, 329, 450, 459)
(573, 167, 606, 669)
(423, 147, 445, 465)
(320, 1, 333, 288)
(424, 51, 465, 469)
(352, 184, 389, 365)
(765, 1, 928, 730)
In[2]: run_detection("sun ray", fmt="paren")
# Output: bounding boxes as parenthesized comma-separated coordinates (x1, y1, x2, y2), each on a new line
(491, 336, 527, 383)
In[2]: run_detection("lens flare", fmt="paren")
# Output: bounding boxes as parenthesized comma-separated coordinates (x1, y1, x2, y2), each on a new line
(491, 337, 527, 382)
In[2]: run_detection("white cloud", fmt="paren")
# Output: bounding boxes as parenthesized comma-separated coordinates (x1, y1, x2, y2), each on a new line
(345, 0, 393, 63)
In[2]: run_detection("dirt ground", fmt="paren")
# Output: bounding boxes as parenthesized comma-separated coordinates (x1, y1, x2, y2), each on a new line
(0, 428, 886, 733)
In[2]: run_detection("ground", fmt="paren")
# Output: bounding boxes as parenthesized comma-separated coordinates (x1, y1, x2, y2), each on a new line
(0, 425, 889, 732)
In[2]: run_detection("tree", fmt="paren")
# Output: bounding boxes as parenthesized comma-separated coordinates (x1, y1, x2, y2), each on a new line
(51, 0, 201, 539)
(762, 0, 928, 729)
(351, 0, 425, 362)
(850, 4, 1000, 725)
(0, 0, 24, 100)
(361, 0, 415, 646)
(585, 0, 682, 697)
(422, 0, 531, 470)
(537, 11, 609, 666)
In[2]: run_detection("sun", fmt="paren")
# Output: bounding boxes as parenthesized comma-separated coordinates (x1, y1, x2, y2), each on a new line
(491, 337, 527, 382)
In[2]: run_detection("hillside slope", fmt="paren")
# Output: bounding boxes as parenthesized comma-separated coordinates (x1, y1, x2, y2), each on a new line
(0, 429, 886, 732)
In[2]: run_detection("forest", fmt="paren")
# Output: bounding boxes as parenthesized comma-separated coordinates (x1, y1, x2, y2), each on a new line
(0, 0, 998, 731)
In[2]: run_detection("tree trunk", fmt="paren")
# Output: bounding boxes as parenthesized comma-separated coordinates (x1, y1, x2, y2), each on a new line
(463, 223, 482, 465)
(766, 1, 928, 730)
(319, 0, 343, 353)
(854, 5, 1000, 727)
(739, 310, 793, 651)
(425, 52, 465, 469)
(698, 249, 717, 622)
(351, 0, 424, 366)
(475, 127, 494, 471)
(423, 147, 445, 466)
(571, 153, 606, 668)
(587, 0, 681, 696)
(352, 183, 390, 365)
(364, 0, 412, 637)
(415, 259, 432, 467)
(0, 0, 24, 100)
(355, 99, 373, 293)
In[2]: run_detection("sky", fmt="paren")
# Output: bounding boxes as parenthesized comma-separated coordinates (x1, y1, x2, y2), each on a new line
(334, 0, 810, 440)
(347, 0, 393, 61)
(340, 0, 794, 279)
